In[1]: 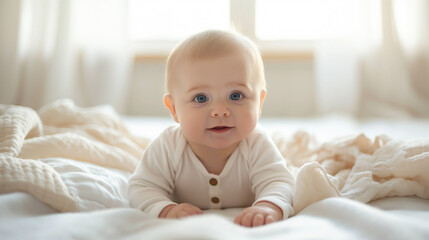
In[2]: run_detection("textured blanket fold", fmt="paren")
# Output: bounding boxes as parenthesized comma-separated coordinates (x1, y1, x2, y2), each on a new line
(1, 99, 428, 214)
(0, 99, 149, 212)
(274, 131, 429, 213)
(0, 104, 77, 212)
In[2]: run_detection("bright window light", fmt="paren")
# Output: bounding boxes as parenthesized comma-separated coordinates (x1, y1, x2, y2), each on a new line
(393, 0, 420, 53)
(256, 0, 359, 40)
(128, 0, 230, 41)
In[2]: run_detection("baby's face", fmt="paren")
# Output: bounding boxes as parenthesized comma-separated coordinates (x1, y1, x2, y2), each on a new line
(165, 52, 265, 151)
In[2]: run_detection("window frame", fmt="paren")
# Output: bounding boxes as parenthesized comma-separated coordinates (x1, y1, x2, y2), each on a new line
(130, 0, 315, 60)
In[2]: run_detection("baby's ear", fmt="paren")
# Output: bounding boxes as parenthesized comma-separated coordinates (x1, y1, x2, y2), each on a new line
(258, 89, 267, 116)
(164, 94, 179, 123)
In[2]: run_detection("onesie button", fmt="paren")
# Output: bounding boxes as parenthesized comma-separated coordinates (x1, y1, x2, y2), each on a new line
(211, 197, 220, 204)
(209, 178, 218, 186)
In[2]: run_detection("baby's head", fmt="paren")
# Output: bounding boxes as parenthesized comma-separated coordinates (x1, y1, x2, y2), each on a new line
(165, 30, 265, 94)
(164, 30, 266, 151)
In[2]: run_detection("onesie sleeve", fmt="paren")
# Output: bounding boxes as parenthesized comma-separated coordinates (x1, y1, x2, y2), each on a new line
(247, 130, 295, 219)
(127, 126, 179, 217)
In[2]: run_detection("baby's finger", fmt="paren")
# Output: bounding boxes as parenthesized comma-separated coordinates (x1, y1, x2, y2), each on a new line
(177, 210, 191, 218)
(234, 213, 244, 225)
(252, 213, 265, 227)
(265, 215, 275, 224)
(186, 206, 203, 216)
(177, 204, 202, 216)
(241, 213, 255, 227)
(190, 206, 203, 215)
(181, 204, 202, 214)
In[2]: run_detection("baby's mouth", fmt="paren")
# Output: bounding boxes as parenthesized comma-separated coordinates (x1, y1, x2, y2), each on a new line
(208, 126, 233, 133)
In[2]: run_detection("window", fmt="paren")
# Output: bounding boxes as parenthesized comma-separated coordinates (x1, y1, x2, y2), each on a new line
(256, 0, 359, 40)
(128, 0, 230, 41)
(128, 0, 361, 54)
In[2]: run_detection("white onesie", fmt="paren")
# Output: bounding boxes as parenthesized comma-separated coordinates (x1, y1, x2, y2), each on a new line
(128, 125, 295, 218)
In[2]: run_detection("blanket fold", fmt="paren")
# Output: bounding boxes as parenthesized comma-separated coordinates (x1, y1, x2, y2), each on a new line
(0, 104, 77, 212)
(274, 131, 429, 214)
(0, 99, 149, 212)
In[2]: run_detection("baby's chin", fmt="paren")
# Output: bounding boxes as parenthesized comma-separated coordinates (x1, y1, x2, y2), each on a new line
(203, 139, 242, 150)
(206, 143, 237, 150)
(186, 137, 238, 150)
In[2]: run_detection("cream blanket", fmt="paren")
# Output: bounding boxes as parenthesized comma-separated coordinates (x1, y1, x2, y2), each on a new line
(1, 99, 428, 214)
(274, 131, 429, 213)
(0, 99, 149, 212)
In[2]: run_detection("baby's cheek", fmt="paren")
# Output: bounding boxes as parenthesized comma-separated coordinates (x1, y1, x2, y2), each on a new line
(180, 114, 204, 137)
(237, 110, 258, 133)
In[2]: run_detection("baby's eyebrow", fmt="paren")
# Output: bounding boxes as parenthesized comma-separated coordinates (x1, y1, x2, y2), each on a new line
(185, 82, 252, 94)
(186, 85, 210, 94)
(228, 82, 252, 90)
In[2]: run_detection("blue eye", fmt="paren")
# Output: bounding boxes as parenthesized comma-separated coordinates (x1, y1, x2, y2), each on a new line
(230, 92, 243, 101)
(194, 94, 208, 103)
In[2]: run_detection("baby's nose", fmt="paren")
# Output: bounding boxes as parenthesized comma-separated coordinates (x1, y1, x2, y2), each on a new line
(211, 104, 230, 118)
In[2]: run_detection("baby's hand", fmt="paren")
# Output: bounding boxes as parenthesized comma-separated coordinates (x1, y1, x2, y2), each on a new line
(234, 201, 283, 227)
(159, 203, 203, 219)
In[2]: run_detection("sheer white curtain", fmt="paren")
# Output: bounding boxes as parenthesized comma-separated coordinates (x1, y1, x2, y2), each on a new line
(315, 0, 429, 118)
(0, 0, 131, 113)
(360, 0, 429, 118)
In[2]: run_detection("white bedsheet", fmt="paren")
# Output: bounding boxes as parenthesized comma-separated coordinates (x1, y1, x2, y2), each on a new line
(1, 100, 429, 240)
(1, 192, 429, 239)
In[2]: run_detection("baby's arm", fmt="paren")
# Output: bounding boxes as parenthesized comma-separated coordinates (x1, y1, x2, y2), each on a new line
(235, 130, 295, 227)
(234, 201, 282, 227)
(159, 203, 203, 218)
(129, 127, 205, 219)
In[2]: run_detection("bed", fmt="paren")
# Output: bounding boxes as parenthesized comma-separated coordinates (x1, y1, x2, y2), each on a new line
(1, 99, 429, 239)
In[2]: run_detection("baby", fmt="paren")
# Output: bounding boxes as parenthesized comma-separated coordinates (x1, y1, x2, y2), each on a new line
(128, 30, 295, 227)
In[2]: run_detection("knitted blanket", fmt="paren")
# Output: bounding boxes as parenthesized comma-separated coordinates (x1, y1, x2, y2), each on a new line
(0, 99, 149, 212)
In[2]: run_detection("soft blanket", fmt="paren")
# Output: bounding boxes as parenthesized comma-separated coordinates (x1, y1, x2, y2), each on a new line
(0, 99, 149, 212)
(0, 99, 428, 214)
(274, 131, 429, 213)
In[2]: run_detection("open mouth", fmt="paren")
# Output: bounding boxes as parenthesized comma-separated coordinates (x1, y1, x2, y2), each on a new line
(208, 126, 233, 133)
